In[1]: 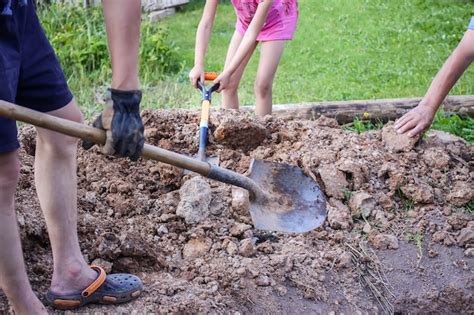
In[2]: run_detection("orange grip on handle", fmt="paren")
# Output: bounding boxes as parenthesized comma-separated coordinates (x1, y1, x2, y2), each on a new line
(204, 72, 218, 81)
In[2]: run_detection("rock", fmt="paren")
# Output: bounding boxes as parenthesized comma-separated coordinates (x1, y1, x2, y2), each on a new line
(91, 258, 113, 274)
(447, 181, 473, 206)
(349, 192, 376, 218)
(400, 182, 434, 204)
(327, 199, 353, 230)
(156, 224, 169, 235)
(422, 147, 450, 169)
(176, 177, 212, 224)
(457, 227, 474, 248)
(464, 248, 474, 257)
(382, 122, 421, 152)
(255, 275, 271, 287)
(318, 164, 348, 199)
(183, 238, 212, 259)
(239, 239, 256, 257)
(226, 241, 238, 256)
(370, 233, 399, 250)
(231, 187, 251, 215)
(230, 222, 252, 237)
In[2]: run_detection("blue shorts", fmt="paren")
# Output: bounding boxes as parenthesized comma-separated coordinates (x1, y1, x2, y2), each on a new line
(469, 17, 474, 30)
(0, 1, 73, 153)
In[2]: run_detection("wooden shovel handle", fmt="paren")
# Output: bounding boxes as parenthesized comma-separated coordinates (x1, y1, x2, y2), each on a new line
(0, 100, 211, 175)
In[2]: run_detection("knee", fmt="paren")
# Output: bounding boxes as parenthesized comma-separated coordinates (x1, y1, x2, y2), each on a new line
(0, 153, 20, 188)
(254, 78, 272, 98)
(36, 100, 83, 155)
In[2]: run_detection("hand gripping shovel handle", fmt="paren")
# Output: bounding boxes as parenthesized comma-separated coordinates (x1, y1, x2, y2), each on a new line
(0, 100, 266, 201)
(197, 72, 219, 161)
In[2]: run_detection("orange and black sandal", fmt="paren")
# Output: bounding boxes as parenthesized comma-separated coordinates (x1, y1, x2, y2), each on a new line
(45, 265, 143, 310)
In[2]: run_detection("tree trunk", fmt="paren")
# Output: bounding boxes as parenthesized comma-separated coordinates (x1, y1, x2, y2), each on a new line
(241, 95, 474, 123)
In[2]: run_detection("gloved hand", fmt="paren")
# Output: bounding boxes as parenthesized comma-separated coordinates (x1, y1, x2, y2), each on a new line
(82, 89, 144, 161)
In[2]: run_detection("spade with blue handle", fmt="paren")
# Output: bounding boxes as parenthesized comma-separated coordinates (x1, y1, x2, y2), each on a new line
(196, 72, 220, 164)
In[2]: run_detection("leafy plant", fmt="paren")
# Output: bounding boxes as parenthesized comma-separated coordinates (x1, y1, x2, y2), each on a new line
(431, 109, 474, 143)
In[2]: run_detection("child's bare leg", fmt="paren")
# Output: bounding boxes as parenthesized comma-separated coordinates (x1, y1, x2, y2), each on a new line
(255, 40, 286, 117)
(222, 31, 257, 110)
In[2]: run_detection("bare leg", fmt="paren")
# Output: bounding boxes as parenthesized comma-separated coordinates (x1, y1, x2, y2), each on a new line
(0, 151, 47, 314)
(221, 30, 258, 110)
(254, 40, 286, 117)
(103, 0, 141, 90)
(34, 100, 97, 294)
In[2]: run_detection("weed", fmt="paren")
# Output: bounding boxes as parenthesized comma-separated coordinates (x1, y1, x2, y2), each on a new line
(344, 117, 384, 134)
(342, 189, 353, 202)
(430, 109, 474, 143)
(395, 188, 415, 211)
(406, 231, 424, 266)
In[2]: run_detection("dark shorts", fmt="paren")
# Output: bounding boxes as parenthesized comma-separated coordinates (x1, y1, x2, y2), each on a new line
(0, 1, 73, 153)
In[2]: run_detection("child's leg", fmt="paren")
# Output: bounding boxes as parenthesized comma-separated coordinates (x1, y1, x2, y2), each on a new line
(254, 40, 286, 117)
(222, 30, 258, 110)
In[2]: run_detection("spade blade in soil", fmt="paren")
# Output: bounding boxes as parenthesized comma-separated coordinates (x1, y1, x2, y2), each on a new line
(248, 160, 327, 233)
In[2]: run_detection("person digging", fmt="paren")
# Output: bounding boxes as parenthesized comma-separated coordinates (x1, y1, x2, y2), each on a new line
(0, 0, 144, 313)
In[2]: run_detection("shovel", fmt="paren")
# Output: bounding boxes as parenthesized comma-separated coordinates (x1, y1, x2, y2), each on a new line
(195, 72, 220, 165)
(0, 100, 327, 233)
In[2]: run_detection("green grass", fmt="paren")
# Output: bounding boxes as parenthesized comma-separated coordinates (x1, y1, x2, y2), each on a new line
(37, 1, 474, 142)
(159, 0, 474, 106)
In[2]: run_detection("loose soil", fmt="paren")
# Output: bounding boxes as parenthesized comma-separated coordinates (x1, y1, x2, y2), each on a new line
(0, 109, 472, 314)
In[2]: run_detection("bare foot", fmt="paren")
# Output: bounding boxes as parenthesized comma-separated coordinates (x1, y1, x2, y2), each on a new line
(11, 292, 47, 315)
(49, 260, 98, 295)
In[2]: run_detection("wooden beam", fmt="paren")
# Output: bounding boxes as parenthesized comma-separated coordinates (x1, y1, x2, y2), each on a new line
(240, 95, 474, 123)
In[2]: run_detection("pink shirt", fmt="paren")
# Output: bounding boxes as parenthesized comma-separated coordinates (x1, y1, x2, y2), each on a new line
(231, 0, 298, 41)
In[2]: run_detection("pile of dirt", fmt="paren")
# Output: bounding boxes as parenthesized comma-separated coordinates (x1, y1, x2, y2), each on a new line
(0, 109, 472, 314)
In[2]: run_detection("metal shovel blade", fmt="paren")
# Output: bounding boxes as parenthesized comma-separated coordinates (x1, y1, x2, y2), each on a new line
(248, 160, 327, 233)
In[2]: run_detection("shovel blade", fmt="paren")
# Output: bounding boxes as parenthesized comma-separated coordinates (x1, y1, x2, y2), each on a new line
(248, 160, 327, 233)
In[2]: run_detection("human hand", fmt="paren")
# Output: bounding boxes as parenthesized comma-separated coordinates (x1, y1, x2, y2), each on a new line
(394, 104, 437, 138)
(82, 89, 144, 161)
(213, 71, 231, 92)
(189, 66, 205, 88)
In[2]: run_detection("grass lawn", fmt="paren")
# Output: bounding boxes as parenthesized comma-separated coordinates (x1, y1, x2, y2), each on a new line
(156, 0, 474, 108)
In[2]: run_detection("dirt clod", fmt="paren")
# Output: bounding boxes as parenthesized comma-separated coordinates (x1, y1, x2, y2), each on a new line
(370, 233, 399, 250)
(239, 238, 256, 257)
(318, 164, 348, 199)
(328, 199, 353, 230)
(382, 122, 421, 152)
(349, 191, 375, 218)
(447, 181, 473, 206)
(183, 238, 212, 259)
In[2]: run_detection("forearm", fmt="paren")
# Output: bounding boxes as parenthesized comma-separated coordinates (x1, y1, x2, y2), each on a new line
(194, 0, 218, 68)
(224, 0, 273, 74)
(103, 0, 141, 90)
(421, 30, 474, 111)
(194, 20, 215, 68)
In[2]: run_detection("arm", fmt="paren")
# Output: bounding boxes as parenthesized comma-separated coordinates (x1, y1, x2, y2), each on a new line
(103, 0, 141, 90)
(214, 0, 274, 90)
(395, 29, 474, 136)
(189, 0, 219, 87)
(82, 0, 144, 161)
